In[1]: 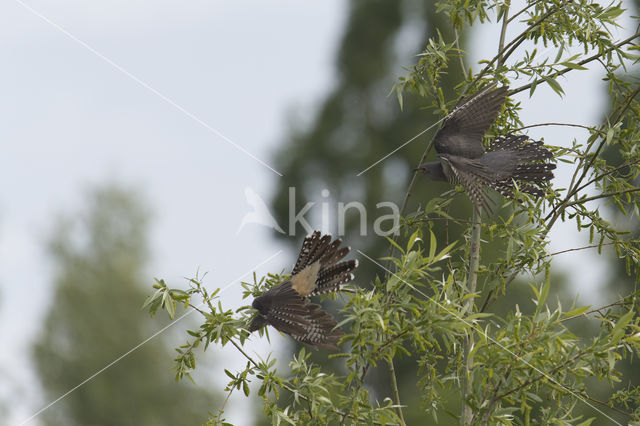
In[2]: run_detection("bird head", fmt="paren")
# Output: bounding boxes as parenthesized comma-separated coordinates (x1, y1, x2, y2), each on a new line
(252, 295, 271, 315)
(416, 161, 447, 181)
(248, 296, 271, 332)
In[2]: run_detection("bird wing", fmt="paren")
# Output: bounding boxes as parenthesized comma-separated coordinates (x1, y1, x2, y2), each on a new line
(434, 84, 508, 158)
(258, 281, 315, 337)
(290, 303, 343, 350)
(257, 281, 343, 350)
(250, 231, 356, 349)
(440, 154, 495, 213)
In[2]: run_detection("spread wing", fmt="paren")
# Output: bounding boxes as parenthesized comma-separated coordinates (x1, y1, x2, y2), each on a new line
(440, 154, 495, 213)
(253, 281, 343, 350)
(249, 231, 357, 350)
(434, 84, 508, 159)
(290, 303, 343, 350)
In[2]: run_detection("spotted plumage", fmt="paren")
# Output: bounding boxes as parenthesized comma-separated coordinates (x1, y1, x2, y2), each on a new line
(248, 231, 357, 350)
(418, 84, 556, 213)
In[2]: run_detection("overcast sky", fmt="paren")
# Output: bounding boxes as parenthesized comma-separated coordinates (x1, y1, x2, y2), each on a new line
(0, 1, 347, 423)
(1, 1, 637, 425)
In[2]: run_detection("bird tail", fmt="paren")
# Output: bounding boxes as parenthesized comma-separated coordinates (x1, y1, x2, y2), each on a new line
(491, 181, 546, 199)
(489, 134, 556, 182)
(511, 163, 556, 182)
(291, 231, 357, 295)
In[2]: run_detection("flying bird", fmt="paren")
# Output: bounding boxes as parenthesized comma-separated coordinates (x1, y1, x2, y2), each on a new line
(417, 83, 556, 212)
(248, 231, 357, 350)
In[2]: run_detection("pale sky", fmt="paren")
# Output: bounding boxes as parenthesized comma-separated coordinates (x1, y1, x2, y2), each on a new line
(1, 1, 636, 425)
(0, 1, 346, 423)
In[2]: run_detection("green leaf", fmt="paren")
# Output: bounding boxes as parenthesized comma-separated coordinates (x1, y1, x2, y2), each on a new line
(560, 61, 587, 70)
(605, 127, 615, 145)
(562, 306, 590, 319)
(386, 275, 400, 291)
(386, 236, 405, 255)
(610, 310, 634, 344)
(536, 267, 551, 314)
(407, 229, 422, 252)
(428, 230, 437, 260)
(433, 241, 457, 263)
(142, 288, 162, 307)
(545, 76, 565, 96)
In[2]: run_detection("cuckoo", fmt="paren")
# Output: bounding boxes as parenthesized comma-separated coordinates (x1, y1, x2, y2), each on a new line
(417, 84, 556, 212)
(248, 231, 357, 350)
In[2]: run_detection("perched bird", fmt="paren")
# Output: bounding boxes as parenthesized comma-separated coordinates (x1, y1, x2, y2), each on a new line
(417, 83, 556, 212)
(248, 231, 357, 350)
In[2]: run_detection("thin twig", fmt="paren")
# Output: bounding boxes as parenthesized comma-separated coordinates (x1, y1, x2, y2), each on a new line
(507, 0, 545, 24)
(513, 122, 603, 134)
(453, 25, 467, 76)
(574, 159, 640, 196)
(561, 297, 629, 322)
(497, 2, 510, 68)
(462, 208, 481, 425)
(384, 137, 436, 281)
(548, 242, 617, 258)
(512, 33, 640, 96)
(387, 358, 406, 425)
(496, 350, 585, 400)
(562, 187, 640, 208)
(467, 0, 570, 95)
(477, 322, 540, 425)
(544, 86, 640, 227)
(228, 338, 390, 424)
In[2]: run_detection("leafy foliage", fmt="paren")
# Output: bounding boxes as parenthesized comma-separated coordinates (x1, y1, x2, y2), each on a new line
(148, 1, 640, 424)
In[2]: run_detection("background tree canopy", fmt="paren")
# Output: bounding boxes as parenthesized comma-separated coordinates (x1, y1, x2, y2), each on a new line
(33, 186, 218, 426)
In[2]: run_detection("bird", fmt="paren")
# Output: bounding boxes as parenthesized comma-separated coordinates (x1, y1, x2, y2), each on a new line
(248, 231, 357, 350)
(417, 83, 556, 213)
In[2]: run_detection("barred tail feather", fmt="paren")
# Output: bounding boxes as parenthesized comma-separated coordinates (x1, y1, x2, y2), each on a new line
(512, 163, 556, 181)
(319, 245, 350, 266)
(490, 134, 553, 163)
(291, 232, 357, 287)
(314, 259, 358, 295)
(291, 231, 332, 275)
(489, 134, 528, 151)
(305, 234, 333, 266)
(491, 181, 546, 200)
(516, 183, 546, 197)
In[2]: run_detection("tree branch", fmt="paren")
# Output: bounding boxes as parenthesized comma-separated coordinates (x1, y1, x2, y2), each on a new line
(562, 187, 640, 208)
(387, 358, 406, 425)
(462, 208, 481, 425)
(467, 0, 570, 94)
(511, 32, 640, 96)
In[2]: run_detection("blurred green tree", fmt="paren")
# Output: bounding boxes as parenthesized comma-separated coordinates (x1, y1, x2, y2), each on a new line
(32, 185, 217, 426)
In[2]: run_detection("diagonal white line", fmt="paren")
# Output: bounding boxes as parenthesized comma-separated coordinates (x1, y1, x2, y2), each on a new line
(13, 0, 283, 177)
(18, 250, 283, 426)
(356, 118, 444, 176)
(357, 250, 622, 425)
